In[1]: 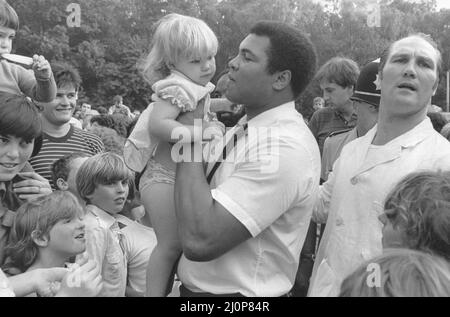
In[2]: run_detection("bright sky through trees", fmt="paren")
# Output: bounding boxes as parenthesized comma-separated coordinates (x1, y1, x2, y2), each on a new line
(313, 0, 450, 11)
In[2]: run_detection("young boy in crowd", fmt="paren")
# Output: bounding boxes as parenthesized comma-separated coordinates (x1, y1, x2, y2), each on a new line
(379, 170, 450, 261)
(51, 152, 145, 221)
(76, 152, 130, 297)
(0, 0, 56, 102)
(76, 152, 157, 296)
(51, 152, 90, 205)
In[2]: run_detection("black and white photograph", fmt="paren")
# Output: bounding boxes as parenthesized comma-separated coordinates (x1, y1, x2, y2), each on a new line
(0, 0, 449, 302)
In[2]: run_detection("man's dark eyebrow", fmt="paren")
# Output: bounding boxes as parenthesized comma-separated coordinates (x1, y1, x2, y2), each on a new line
(241, 48, 256, 58)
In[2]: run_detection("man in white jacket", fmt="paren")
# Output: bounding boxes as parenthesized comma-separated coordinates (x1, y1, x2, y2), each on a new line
(308, 33, 450, 297)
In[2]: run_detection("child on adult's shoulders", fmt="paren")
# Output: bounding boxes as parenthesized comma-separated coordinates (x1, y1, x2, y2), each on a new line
(0, 1, 56, 103)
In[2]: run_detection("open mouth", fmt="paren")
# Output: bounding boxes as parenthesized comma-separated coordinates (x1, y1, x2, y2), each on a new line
(75, 232, 85, 240)
(397, 83, 417, 91)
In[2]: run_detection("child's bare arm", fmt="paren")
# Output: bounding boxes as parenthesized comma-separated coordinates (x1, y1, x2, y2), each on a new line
(32, 55, 57, 102)
(7, 267, 67, 297)
(149, 100, 203, 143)
(16, 55, 56, 102)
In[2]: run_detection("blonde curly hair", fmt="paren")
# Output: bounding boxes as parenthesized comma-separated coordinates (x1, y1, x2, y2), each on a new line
(340, 248, 450, 297)
(383, 170, 450, 261)
(141, 13, 218, 85)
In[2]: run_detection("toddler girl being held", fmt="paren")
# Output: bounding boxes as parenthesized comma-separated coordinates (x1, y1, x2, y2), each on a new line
(124, 13, 224, 296)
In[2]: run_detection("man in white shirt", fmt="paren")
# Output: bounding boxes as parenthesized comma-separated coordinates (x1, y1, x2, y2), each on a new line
(309, 33, 450, 297)
(69, 116, 82, 129)
(174, 21, 320, 297)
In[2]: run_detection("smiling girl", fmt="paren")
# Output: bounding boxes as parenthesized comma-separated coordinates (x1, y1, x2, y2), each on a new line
(5, 191, 86, 273)
(3, 191, 103, 297)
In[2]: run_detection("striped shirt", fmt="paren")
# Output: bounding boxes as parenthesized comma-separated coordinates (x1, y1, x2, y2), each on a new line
(29, 125, 104, 189)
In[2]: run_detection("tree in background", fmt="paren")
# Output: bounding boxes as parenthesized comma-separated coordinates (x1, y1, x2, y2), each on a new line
(10, 0, 450, 116)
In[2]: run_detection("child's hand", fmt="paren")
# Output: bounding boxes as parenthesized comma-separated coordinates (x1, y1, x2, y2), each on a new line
(13, 172, 52, 202)
(32, 55, 52, 80)
(56, 258, 103, 297)
(203, 120, 226, 141)
(177, 99, 205, 125)
(33, 267, 68, 297)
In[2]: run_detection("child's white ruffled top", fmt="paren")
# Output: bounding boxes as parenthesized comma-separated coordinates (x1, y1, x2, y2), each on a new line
(124, 70, 215, 172)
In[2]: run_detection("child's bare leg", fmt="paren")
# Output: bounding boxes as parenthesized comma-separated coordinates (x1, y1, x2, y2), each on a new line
(142, 182, 182, 297)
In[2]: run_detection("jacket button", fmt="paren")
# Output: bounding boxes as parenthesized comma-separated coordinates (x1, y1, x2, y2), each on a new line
(351, 177, 358, 185)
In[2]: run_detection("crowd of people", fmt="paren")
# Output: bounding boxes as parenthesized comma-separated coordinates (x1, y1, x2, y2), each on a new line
(0, 0, 449, 297)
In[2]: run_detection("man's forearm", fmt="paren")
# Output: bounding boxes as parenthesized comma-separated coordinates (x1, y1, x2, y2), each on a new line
(174, 144, 253, 262)
(174, 159, 214, 243)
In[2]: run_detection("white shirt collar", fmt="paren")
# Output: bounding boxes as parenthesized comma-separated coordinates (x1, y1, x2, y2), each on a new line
(87, 204, 116, 229)
(238, 101, 297, 128)
(367, 117, 435, 148)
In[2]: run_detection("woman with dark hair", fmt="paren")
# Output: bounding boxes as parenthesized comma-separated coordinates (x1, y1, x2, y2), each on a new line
(0, 92, 52, 265)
